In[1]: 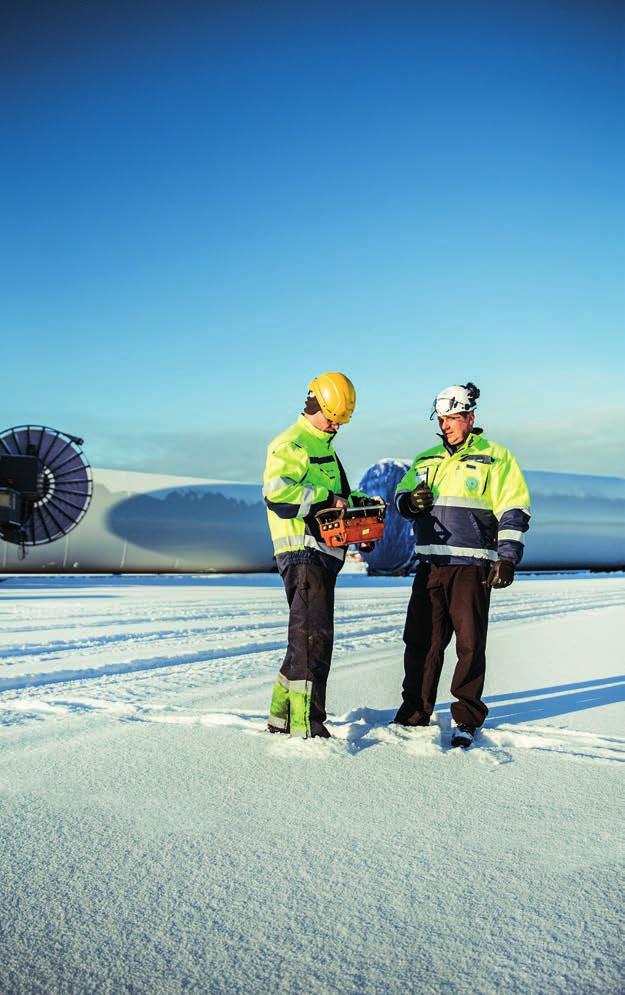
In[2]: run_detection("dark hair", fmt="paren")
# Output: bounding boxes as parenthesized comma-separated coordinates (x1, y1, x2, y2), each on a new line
(303, 392, 321, 415)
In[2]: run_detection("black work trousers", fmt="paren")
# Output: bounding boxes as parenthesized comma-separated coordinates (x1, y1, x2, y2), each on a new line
(278, 560, 337, 736)
(397, 562, 492, 728)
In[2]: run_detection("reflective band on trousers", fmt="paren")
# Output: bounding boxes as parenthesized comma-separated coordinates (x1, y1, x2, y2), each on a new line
(272, 534, 344, 560)
(263, 475, 297, 496)
(289, 679, 310, 694)
(498, 529, 525, 543)
(268, 714, 288, 729)
(414, 544, 499, 561)
(276, 674, 310, 695)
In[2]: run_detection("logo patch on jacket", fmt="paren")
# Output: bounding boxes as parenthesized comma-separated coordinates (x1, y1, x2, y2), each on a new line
(465, 476, 479, 492)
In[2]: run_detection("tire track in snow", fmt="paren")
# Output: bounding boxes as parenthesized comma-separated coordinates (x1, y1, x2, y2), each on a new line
(7, 698, 620, 768)
(198, 706, 625, 766)
(1, 581, 624, 726)
(480, 724, 625, 765)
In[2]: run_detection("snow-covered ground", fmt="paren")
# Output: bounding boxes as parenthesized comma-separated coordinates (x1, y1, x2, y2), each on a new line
(0, 573, 623, 994)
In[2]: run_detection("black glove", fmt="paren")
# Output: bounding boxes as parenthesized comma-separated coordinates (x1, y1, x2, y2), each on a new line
(486, 559, 515, 589)
(408, 483, 434, 513)
(359, 542, 375, 553)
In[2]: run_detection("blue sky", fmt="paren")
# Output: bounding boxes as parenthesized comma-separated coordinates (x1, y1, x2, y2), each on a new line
(2, 2, 623, 484)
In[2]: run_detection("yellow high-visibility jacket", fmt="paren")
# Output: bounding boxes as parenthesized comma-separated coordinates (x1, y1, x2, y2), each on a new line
(263, 415, 366, 571)
(395, 432, 531, 566)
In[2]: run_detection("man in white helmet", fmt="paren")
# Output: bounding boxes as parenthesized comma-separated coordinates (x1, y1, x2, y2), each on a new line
(393, 382, 531, 748)
(262, 372, 375, 738)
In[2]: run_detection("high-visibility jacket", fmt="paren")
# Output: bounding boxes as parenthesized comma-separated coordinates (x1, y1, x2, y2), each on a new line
(263, 415, 366, 572)
(395, 433, 531, 566)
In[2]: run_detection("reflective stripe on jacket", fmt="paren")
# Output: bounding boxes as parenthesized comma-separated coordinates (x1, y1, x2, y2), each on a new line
(263, 415, 365, 568)
(395, 433, 531, 566)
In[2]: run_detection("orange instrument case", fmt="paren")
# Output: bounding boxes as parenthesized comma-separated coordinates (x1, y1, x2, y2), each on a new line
(316, 502, 387, 549)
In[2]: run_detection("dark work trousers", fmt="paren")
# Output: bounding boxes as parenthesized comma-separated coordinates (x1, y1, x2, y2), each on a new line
(397, 562, 492, 728)
(279, 560, 337, 736)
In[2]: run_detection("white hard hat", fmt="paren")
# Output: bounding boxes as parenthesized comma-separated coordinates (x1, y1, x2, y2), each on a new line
(431, 382, 480, 419)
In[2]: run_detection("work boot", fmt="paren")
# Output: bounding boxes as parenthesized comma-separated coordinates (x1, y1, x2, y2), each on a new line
(392, 707, 430, 727)
(310, 724, 332, 739)
(267, 722, 289, 735)
(451, 724, 475, 749)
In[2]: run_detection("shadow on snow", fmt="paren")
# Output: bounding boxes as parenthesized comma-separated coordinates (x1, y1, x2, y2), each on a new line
(439, 675, 625, 726)
(337, 675, 625, 742)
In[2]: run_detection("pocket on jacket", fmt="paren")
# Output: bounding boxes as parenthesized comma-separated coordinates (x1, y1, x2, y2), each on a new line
(461, 463, 489, 496)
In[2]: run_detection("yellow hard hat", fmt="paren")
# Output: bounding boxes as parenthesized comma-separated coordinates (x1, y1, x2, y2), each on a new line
(308, 372, 356, 424)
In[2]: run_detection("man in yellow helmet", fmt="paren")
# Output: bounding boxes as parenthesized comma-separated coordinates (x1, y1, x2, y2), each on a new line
(263, 372, 372, 738)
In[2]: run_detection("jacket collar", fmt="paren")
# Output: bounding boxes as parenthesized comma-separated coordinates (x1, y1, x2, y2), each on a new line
(297, 414, 335, 443)
(438, 431, 477, 456)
